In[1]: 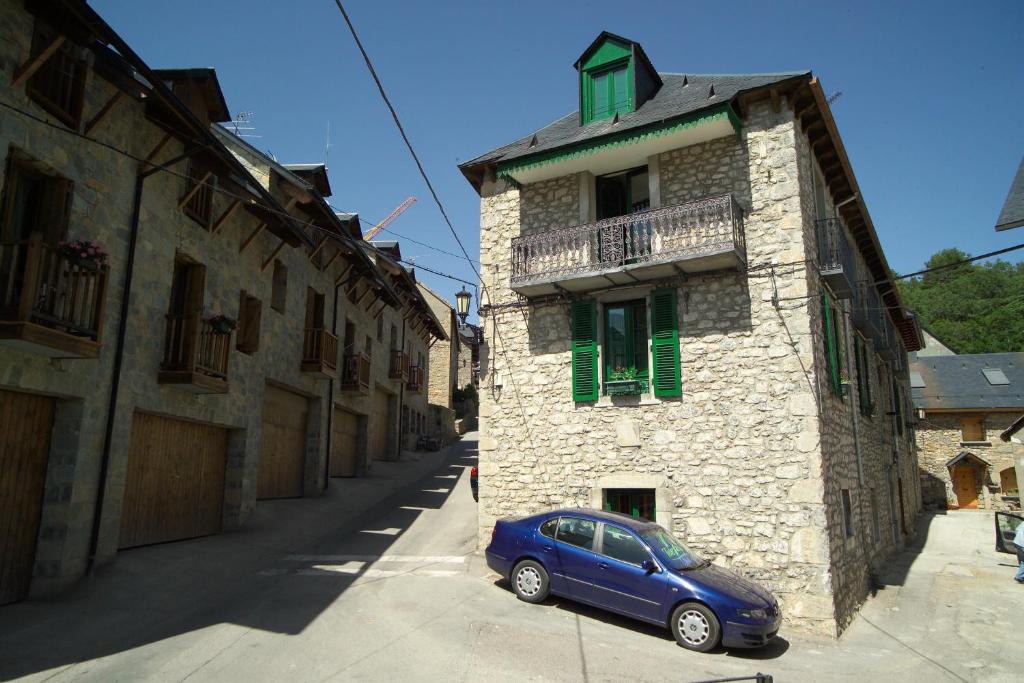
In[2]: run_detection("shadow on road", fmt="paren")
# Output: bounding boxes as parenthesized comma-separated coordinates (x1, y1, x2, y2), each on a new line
(0, 438, 479, 681)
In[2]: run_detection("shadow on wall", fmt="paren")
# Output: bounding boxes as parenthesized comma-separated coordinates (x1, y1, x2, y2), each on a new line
(918, 468, 950, 511)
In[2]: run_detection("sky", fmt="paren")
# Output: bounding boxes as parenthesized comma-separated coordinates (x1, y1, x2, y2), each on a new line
(93, 0, 1024, 318)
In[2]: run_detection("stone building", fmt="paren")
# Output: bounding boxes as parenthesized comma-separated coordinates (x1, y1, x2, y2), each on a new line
(910, 351, 1024, 510)
(458, 32, 923, 635)
(0, 0, 441, 605)
(418, 282, 460, 442)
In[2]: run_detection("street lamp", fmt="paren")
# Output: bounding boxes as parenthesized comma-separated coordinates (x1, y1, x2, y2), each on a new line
(455, 287, 471, 324)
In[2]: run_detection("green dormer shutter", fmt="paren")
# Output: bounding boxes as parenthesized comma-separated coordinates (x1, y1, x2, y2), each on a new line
(650, 288, 681, 397)
(571, 300, 599, 401)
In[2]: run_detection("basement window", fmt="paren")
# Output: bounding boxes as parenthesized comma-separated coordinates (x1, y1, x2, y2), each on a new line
(604, 489, 656, 522)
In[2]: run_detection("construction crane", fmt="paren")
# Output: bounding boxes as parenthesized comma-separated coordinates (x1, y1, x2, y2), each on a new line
(362, 196, 416, 241)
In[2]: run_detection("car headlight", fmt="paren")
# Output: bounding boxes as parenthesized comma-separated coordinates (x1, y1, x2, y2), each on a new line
(737, 608, 768, 620)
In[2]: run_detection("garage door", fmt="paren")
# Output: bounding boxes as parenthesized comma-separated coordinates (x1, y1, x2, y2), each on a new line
(258, 385, 309, 499)
(119, 412, 227, 549)
(0, 390, 55, 605)
(368, 388, 392, 462)
(331, 408, 359, 477)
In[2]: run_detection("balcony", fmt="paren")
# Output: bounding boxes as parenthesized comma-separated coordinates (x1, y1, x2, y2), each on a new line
(816, 217, 855, 299)
(340, 352, 371, 394)
(876, 315, 899, 363)
(852, 283, 883, 342)
(0, 234, 108, 358)
(389, 349, 410, 381)
(301, 327, 338, 378)
(510, 194, 745, 297)
(159, 314, 231, 393)
(407, 365, 425, 393)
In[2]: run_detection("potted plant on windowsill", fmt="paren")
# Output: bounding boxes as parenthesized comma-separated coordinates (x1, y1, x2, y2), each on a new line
(605, 366, 646, 396)
(205, 313, 237, 335)
(58, 238, 109, 271)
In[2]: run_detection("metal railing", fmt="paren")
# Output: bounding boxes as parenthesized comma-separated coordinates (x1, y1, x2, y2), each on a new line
(341, 352, 371, 392)
(389, 349, 410, 380)
(162, 314, 231, 380)
(0, 233, 108, 341)
(510, 193, 745, 287)
(302, 327, 339, 372)
(815, 217, 855, 275)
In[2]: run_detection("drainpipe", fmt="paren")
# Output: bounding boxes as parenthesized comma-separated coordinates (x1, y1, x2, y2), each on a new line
(323, 279, 342, 492)
(396, 315, 407, 460)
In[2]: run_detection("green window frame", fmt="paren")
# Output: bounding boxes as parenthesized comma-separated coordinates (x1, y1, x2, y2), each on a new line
(571, 300, 599, 401)
(603, 299, 649, 394)
(650, 288, 681, 397)
(603, 488, 656, 522)
(581, 59, 634, 125)
(820, 289, 845, 398)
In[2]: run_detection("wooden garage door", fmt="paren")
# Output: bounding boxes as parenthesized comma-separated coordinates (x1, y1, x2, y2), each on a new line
(331, 408, 359, 477)
(368, 389, 391, 462)
(0, 390, 55, 605)
(258, 385, 309, 499)
(119, 413, 227, 549)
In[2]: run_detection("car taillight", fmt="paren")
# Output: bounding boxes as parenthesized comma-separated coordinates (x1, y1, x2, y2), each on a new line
(491, 524, 499, 541)
(471, 466, 478, 477)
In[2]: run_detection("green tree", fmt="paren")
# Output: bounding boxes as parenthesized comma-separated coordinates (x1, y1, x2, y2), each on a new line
(897, 249, 1024, 354)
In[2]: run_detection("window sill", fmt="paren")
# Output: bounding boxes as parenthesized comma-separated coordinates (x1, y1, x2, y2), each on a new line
(960, 441, 991, 448)
(595, 395, 660, 408)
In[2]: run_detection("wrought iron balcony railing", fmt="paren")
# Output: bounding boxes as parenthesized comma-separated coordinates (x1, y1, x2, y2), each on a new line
(816, 217, 855, 299)
(509, 194, 745, 295)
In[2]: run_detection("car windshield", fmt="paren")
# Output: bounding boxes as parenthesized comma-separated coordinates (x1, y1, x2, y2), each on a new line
(640, 526, 705, 570)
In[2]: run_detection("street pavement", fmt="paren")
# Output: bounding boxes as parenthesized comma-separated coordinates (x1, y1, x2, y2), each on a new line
(1, 433, 1021, 682)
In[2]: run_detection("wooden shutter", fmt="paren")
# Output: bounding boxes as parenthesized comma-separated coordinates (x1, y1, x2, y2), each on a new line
(650, 288, 681, 397)
(821, 290, 841, 396)
(571, 300, 598, 402)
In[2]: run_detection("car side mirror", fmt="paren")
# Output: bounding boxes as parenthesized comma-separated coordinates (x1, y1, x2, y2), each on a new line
(641, 559, 660, 574)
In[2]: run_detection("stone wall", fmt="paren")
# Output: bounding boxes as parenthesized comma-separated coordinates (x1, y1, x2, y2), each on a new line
(419, 283, 458, 442)
(916, 411, 1022, 510)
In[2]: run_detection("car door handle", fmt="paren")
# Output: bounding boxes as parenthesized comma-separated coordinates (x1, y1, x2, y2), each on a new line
(541, 545, 553, 553)
(598, 562, 609, 569)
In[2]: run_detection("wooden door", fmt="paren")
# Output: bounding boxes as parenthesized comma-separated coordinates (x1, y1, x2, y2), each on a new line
(331, 408, 359, 477)
(257, 385, 308, 499)
(0, 390, 55, 605)
(951, 465, 978, 509)
(368, 389, 391, 462)
(119, 412, 227, 549)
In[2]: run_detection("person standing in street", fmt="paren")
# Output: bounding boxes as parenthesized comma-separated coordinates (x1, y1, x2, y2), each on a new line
(1015, 520, 1024, 583)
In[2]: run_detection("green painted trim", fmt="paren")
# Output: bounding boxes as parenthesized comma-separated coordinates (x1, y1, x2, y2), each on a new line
(497, 104, 739, 181)
(581, 57, 634, 126)
(650, 288, 681, 398)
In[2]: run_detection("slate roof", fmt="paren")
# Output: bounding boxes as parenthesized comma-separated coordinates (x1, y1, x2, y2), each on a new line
(460, 71, 808, 169)
(909, 352, 1024, 410)
(995, 156, 1024, 231)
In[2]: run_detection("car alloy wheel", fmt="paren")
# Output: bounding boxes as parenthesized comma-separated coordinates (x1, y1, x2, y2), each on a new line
(516, 566, 541, 597)
(678, 609, 710, 646)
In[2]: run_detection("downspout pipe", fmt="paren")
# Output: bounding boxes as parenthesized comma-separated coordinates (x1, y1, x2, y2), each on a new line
(323, 280, 342, 492)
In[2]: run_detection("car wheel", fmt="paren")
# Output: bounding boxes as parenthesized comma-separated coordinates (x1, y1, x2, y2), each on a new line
(511, 560, 549, 603)
(670, 602, 720, 652)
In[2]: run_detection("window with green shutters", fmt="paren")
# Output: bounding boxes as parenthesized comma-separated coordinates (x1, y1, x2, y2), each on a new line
(649, 288, 681, 397)
(855, 335, 873, 416)
(571, 300, 599, 401)
(820, 289, 845, 398)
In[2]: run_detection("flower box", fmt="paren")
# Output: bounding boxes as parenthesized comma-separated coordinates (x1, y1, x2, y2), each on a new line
(605, 379, 646, 396)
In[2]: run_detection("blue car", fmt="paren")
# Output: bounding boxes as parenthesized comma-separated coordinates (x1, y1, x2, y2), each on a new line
(485, 509, 780, 652)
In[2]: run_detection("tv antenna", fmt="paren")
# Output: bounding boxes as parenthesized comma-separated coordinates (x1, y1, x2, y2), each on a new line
(230, 111, 260, 138)
(325, 121, 331, 169)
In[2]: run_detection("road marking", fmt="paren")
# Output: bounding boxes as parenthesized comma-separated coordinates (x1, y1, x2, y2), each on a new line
(433, 474, 458, 479)
(359, 527, 402, 536)
(260, 567, 462, 578)
(286, 554, 467, 563)
(421, 488, 450, 493)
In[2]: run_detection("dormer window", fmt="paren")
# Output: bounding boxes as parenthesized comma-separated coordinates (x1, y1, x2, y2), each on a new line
(577, 32, 661, 127)
(586, 61, 632, 123)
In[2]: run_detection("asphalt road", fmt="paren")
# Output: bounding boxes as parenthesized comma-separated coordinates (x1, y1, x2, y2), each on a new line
(1, 434, 1020, 682)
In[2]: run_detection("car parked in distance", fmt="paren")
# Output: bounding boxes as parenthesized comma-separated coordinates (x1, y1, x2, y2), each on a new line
(485, 508, 780, 652)
(469, 465, 478, 501)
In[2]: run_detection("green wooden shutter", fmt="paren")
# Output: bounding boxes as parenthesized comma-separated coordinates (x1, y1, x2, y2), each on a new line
(571, 300, 599, 401)
(821, 290, 841, 396)
(650, 288, 681, 397)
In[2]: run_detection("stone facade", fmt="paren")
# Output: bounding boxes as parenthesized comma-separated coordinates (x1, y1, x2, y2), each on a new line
(419, 282, 459, 442)
(0, 0, 440, 600)
(916, 411, 1022, 511)
(471, 96, 919, 637)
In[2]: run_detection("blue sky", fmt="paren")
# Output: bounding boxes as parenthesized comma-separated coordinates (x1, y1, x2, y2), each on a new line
(94, 0, 1024, 311)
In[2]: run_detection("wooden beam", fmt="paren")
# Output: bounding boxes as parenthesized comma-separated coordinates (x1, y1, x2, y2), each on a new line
(239, 222, 266, 254)
(210, 199, 241, 234)
(308, 235, 329, 262)
(770, 88, 781, 114)
(335, 264, 354, 285)
(177, 171, 213, 209)
(356, 285, 374, 308)
(260, 239, 287, 272)
(144, 133, 173, 165)
(83, 91, 125, 136)
(11, 35, 65, 88)
(321, 248, 340, 272)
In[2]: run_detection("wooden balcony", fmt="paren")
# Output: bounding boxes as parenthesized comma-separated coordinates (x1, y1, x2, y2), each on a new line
(301, 327, 338, 378)
(0, 234, 108, 358)
(340, 352, 371, 394)
(816, 217, 855, 299)
(510, 194, 745, 297)
(389, 349, 410, 381)
(407, 365, 425, 393)
(159, 314, 230, 393)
